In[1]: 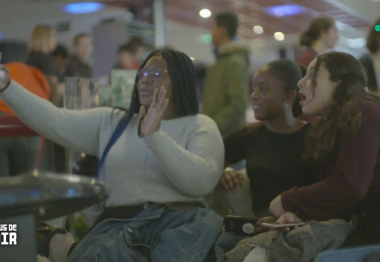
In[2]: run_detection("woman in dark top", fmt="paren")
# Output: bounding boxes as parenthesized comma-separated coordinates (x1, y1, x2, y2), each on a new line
(219, 59, 317, 217)
(269, 52, 380, 246)
(26, 25, 63, 106)
(359, 17, 380, 92)
(26, 25, 61, 79)
(297, 15, 339, 68)
(26, 25, 66, 172)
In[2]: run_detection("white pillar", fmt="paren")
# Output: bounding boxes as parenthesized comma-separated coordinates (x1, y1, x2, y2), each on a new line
(153, 0, 167, 48)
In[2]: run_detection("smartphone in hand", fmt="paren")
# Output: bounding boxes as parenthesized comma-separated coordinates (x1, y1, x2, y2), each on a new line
(224, 215, 260, 236)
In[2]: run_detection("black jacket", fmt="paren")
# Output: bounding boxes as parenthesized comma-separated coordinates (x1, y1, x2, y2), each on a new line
(359, 54, 378, 92)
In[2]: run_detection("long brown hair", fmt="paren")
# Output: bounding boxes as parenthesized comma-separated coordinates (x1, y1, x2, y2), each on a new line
(304, 52, 380, 166)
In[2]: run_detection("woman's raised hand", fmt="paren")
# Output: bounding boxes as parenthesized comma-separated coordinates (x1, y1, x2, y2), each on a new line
(139, 86, 169, 137)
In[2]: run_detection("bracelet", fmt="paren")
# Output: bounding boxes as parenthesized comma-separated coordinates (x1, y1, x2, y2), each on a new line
(0, 80, 11, 93)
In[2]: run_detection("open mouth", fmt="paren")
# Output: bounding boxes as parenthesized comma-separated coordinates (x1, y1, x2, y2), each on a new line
(299, 92, 307, 106)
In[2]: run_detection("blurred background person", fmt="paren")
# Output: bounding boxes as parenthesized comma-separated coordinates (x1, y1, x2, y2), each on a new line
(360, 17, 380, 92)
(25, 24, 63, 106)
(298, 15, 339, 67)
(65, 33, 93, 77)
(51, 44, 69, 77)
(202, 11, 250, 139)
(114, 36, 146, 70)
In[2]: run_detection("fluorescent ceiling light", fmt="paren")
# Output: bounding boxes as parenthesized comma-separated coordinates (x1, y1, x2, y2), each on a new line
(274, 32, 285, 41)
(265, 5, 304, 17)
(199, 9, 212, 18)
(61, 2, 105, 14)
(253, 26, 263, 34)
(347, 38, 366, 48)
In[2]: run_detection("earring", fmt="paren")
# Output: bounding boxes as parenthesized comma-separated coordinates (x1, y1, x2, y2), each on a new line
(324, 95, 332, 107)
(284, 102, 295, 126)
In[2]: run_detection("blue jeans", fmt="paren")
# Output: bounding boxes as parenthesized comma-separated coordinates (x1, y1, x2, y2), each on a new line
(67, 204, 223, 262)
(214, 231, 246, 261)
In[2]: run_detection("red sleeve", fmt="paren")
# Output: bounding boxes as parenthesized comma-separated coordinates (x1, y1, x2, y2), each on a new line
(281, 101, 380, 220)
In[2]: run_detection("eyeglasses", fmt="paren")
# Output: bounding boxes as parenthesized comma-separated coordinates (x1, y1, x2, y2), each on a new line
(138, 68, 169, 81)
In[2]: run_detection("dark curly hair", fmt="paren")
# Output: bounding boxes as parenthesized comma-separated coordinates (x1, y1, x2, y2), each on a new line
(303, 52, 380, 166)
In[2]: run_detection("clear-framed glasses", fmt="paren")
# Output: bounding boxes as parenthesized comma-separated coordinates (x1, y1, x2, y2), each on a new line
(138, 68, 170, 81)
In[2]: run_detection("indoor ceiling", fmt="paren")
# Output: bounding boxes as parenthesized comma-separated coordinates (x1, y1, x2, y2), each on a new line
(0, 0, 377, 41)
(105, 0, 377, 40)
(0, 0, 377, 58)
(165, 0, 371, 39)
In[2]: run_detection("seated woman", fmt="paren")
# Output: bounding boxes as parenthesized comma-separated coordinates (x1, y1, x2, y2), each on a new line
(269, 51, 380, 246)
(217, 59, 318, 218)
(0, 49, 224, 262)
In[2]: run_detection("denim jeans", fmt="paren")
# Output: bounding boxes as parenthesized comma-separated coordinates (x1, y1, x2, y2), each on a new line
(214, 231, 246, 261)
(67, 204, 223, 262)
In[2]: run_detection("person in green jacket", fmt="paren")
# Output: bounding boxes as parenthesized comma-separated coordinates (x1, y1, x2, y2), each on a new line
(202, 11, 251, 138)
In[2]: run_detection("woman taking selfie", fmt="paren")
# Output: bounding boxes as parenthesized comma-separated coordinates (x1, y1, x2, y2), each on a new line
(0, 49, 224, 261)
(268, 52, 380, 246)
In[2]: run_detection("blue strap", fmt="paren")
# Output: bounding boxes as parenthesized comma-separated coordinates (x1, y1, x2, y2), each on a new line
(97, 112, 133, 178)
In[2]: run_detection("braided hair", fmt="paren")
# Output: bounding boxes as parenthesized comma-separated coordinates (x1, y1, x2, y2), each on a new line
(98, 48, 199, 174)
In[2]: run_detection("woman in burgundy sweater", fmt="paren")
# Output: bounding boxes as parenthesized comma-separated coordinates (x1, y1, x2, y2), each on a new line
(268, 52, 380, 246)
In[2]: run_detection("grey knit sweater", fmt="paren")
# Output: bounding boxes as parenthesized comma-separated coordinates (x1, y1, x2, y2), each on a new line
(0, 81, 224, 207)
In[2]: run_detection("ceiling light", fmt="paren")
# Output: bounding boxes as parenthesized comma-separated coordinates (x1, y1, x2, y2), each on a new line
(61, 2, 105, 14)
(199, 9, 212, 18)
(190, 57, 195, 61)
(253, 26, 263, 34)
(347, 38, 366, 48)
(265, 5, 304, 17)
(274, 32, 285, 41)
